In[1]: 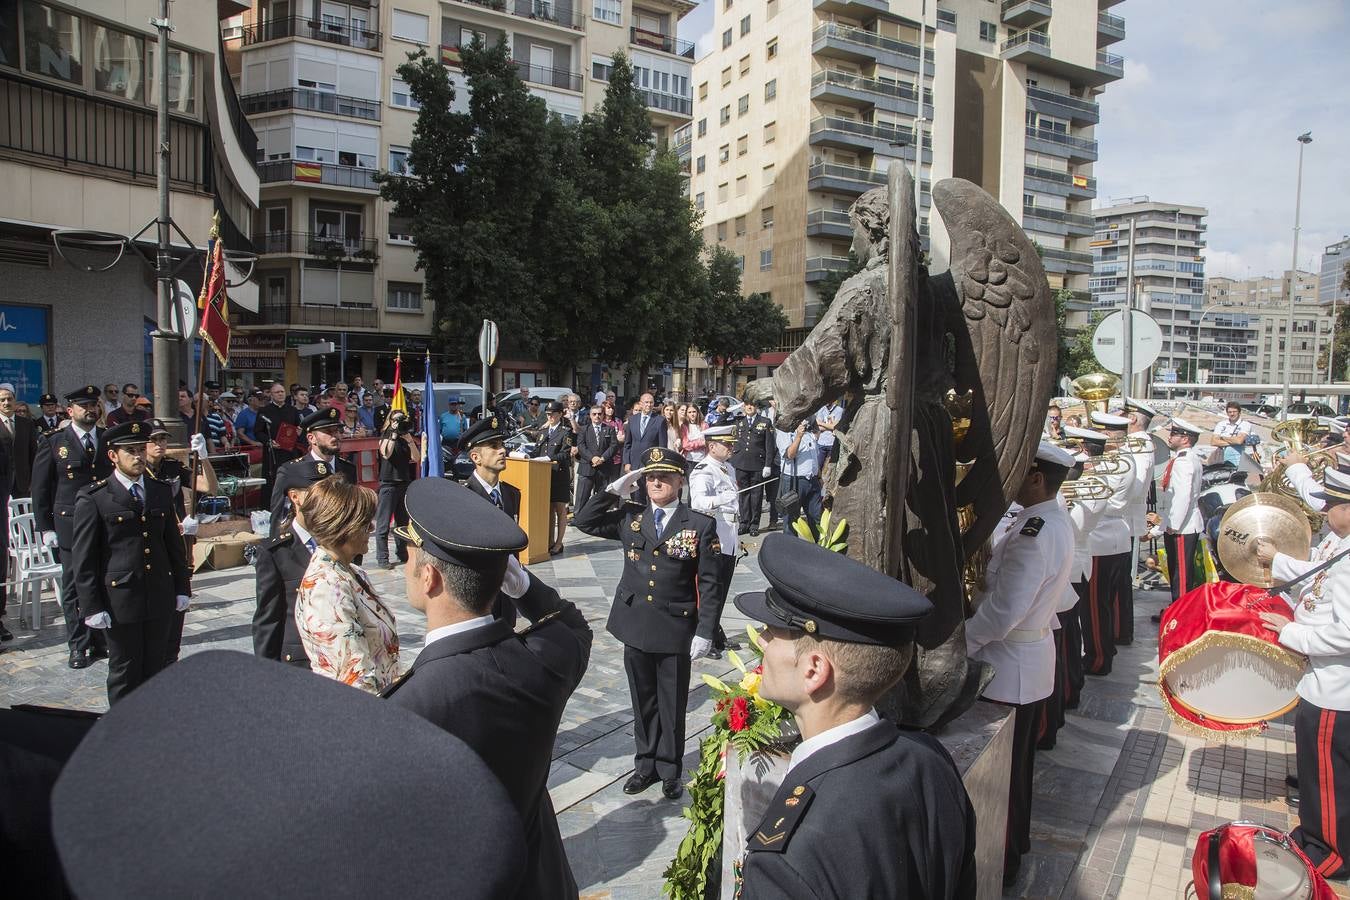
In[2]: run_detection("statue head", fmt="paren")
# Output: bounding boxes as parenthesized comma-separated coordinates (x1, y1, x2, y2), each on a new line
(849, 188, 889, 264)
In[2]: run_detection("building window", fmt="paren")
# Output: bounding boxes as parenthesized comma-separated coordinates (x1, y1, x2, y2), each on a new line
(978, 20, 997, 41)
(695, 192, 704, 209)
(23, 2, 82, 85)
(697, 118, 707, 137)
(736, 255, 745, 272)
(735, 215, 747, 236)
(592, 56, 613, 80)
(698, 81, 708, 100)
(717, 182, 729, 203)
(593, 0, 621, 24)
(767, 0, 778, 19)
(720, 105, 730, 125)
(388, 146, 412, 175)
(736, 175, 747, 197)
(722, 28, 732, 48)
(739, 55, 750, 77)
(719, 144, 729, 163)
(766, 38, 777, 60)
(696, 155, 706, 173)
(388, 214, 414, 242)
(764, 78, 776, 101)
(737, 94, 749, 116)
(391, 9, 430, 43)
(740, 15, 750, 36)
(763, 121, 776, 143)
(387, 282, 423, 312)
(391, 78, 420, 109)
(737, 135, 748, 156)
(760, 248, 772, 270)
(148, 45, 196, 114)
(721, 66, 731, 86)
(762, 164, 774, 186)
(717, 221, 728, 242)
(761, 206, 774, 228)
(92, 24, 144, 102)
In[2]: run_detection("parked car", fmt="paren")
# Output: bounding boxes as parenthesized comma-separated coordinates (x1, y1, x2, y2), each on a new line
(1287, 401, 1336, 418)
(471, 386, 572, 420)
(428, 382, 487, 418)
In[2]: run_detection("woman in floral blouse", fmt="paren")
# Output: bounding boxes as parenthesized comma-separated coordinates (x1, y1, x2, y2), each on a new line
(294, 475, 399, 694)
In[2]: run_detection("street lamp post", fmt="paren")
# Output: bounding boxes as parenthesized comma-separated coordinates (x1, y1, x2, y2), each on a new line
(1281, 132, 1313, 419)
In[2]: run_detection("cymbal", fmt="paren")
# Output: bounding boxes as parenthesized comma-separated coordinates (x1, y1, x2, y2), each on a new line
(1216, 492, 1311, 587)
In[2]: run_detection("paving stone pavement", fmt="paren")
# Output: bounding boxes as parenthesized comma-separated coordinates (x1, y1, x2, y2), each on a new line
(3, 540, 1342, 898)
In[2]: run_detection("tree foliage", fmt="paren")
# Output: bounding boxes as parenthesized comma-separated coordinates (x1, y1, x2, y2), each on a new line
(815, 251, 864, 311)
(1055, 288, 1098, 383)
(692, 246, 789, 391)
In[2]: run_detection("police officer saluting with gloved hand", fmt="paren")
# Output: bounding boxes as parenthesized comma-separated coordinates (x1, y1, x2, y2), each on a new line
(731, 399, 775, 536)
(71, 420, 192, 705)
(574, 445, 720, 800)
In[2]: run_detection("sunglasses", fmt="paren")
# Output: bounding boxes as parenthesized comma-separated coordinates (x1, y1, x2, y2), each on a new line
(124, 392, 140, 399)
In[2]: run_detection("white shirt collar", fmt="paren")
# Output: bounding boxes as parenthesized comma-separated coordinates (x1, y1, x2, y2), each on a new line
(71, 422, 93, 442)
(309, 448, 333, 463)
(424, 615, 496, 647)
(473, 471, 500, 495)
(291, 519, 314, 549)
(787, 709, 881, 772)
(113, 469, 145, 494)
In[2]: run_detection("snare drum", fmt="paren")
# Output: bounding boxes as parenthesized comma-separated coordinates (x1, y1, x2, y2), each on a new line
(1192, 822, 1335, 900)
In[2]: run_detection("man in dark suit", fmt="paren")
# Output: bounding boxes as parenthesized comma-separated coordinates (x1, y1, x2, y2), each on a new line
(35, 393, 67, 437)
(32, 385, 113, 669)
(734, 533, 977, 898)
(731, 399, 776, 535)
(622, 392, 665, 506)
(460, 415, 522, 625)
(574, 446, 719, 799)
(268, 406, 357, 535)
(0, 385, 38, 498)
(255, 381, 300, 497)
(252, 458, 338, 667)
(71, 421, 192, 705)
(385, 478, 592, 899)
(576, 403, 618, 512)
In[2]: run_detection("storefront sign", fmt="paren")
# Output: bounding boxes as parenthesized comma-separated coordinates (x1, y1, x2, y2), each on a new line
(0, 303, 50, 404)
(228, 334, 287, 371)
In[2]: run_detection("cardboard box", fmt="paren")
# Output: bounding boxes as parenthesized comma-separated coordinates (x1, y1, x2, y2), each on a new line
(193, 532, 263, 572)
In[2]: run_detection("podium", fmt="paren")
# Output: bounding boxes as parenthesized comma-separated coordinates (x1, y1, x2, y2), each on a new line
(504, 457, 553, 564)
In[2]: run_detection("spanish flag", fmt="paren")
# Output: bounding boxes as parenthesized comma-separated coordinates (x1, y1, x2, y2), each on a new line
(294, 162, 323, 182)
(197, 237, 230, 366)
(390, 350, 408, 416)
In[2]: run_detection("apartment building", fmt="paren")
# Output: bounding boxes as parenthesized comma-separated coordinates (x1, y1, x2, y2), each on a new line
(1203, 270, 1328, 386)
(1320, 235, 1350, 308)
(226, 0, 695, 390)
(681, 0, 1124, 344)
(0, 0, 259, 400)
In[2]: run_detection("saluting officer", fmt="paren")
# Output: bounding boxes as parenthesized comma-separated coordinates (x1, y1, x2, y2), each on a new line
(269, 406, 357, 533)
(574, 446, 720, 800)
(731, 399, 775, 536)
(965, 441, 1075, 886)
(1147, 416, 1205, 613)
(735, 533, 977, 899)
(70, 421, 191, 705)
(252, 458, 338, 667)
(32, 385, 112, 670)
(385, 477, 593, 899)
(689, 424, 741, 658)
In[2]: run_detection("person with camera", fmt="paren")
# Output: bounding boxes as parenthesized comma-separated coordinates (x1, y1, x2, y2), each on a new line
(375, 411, 420, 570)
(776, 417, 822, 534)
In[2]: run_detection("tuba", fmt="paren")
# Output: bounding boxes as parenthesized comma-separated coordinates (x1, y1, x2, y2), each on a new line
(1261, 418, 1338, 527)
(1070, 373, 1120, 418)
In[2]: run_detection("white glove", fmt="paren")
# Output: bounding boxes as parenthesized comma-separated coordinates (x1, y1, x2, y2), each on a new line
(690, 636, 712, 661)
(507, 451, 529, 460)
(606, 468, 645, 498)
(84, 611, 111, 629)
(531, 455, 551, 463)
(761, 467, 771, 478)
(501, 555, 531, 599)
(189, 433, 208, 457)
(175, 595, 191, 612)
(180, 515, 198, 536)
(42, 530, 59, 550)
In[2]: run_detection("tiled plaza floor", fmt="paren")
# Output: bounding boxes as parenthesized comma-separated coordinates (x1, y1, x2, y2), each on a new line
(2, 532, 1342, 898)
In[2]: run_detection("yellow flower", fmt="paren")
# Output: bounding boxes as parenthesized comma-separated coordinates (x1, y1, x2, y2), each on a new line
(702, 674, 732, 694)
(753, 693, 773, 711)
(739, 672, 761, 695)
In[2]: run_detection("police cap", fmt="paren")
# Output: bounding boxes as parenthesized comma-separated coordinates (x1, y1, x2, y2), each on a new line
(396, 477, 527, 568)
(300, 405, 343, 432)
(50, 651, 525, 899)
(703, 425, 736, 444)
(277, 457, 342, 494)
(64, 385, 100, 405)
(104, 420, 150, 447)
(639, 445, 688, 476)
(460, 414, 510, 450)
(40, 392, 58, 405)
(734, 532, 932, 645)
(146, 418, 171, 438)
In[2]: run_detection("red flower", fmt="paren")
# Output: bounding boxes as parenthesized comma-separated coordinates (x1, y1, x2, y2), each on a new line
(752, 664, 763, 675)
(728, 696, 750, 732)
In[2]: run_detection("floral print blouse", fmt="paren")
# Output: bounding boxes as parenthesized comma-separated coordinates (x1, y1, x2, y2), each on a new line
(294, 548, 400, 694)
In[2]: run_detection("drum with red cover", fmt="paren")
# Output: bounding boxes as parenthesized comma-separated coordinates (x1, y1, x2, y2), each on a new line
(1192, 821, 1335, 900)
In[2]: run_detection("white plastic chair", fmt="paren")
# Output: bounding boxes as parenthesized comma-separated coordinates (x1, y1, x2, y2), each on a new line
(7, 512, 61, 631)
(8, 496, 31, 519)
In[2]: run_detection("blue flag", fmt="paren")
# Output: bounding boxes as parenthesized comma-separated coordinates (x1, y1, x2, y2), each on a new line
(421, 354, 443, 478)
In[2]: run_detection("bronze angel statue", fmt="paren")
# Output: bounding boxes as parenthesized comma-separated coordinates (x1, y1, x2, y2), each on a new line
(749, 165, 1055, 729)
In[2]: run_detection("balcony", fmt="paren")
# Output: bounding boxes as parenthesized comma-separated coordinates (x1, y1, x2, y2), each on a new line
(449, 0, 586, 31)
(1039, 246, 1095, 275)
(1023, 204, 1095, 237)
(1001, 29, 1051, 62)
(260, 302, 378, 328)
(238, 16, 381, 52)
(0, 71, 209, 190)
(1025, 126, 1098, 162)
(218, 37, 258, 166)
(1001, 0, 1051, 28)
(1026, 85, 1098, 125)
(1097, 11, 1125, 44)
(257, 231, 381, 260)
(812, 23, 924, 74)
(1097, 50, 1125, 79)
(629, 26, 695, 59)
(936, 8, 957, 32)
(1003, 30, 1123, 86)
(807, 162, 887, 195)
(257, 159, 380, 191)
(1023, 165, 1096, 200)
(805, 256, 853, 283)
(639, 89, 692, 117)
(241, 88, 381, 122)
(806, 209, 853, 239)
(809, 70, 929, 117)
(514, 61, 582, 92)
(809, 116, 912, 153)
(811, 0, 890, 17)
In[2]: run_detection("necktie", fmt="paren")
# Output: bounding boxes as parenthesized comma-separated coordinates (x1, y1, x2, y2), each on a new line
(490, 487, 502, 509)
(594, 425, 601, 442)
(305, 537, 317, 553)
(83, 433, 95, 458)
(641, 414, 649, 434)
(1161, 456, 1176, 490)
(129, 483, 143, 509)
(654, 507, 665, 537)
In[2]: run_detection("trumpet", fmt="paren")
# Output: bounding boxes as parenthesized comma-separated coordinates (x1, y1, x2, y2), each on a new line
(1061, 474, 1114, 502)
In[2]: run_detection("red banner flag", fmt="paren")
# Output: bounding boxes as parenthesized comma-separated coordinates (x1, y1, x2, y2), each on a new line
(391, 350, 407, 416)
(198, 239, 231, 366)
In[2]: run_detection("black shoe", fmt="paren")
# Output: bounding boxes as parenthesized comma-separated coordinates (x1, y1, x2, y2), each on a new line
(380, 561, 395, 570)
(662, 778, 684, 800)
(723, 638, 742, 651)
(623, 772, 659, 795)
(68, 650, 89, 670)
(1149, 612, 1163, 623)
(749, 527, 760, 537)
(88, 643, 108, 661)
(0, 621, 12, 641)
(705, 648, 723, 660)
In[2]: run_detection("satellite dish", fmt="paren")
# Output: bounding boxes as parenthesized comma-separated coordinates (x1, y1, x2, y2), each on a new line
(1092, 310, 1163, 375)
(171, 280, 198, 340)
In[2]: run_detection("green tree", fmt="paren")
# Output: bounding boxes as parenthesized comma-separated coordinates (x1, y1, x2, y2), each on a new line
(691, 246, 789, 392)
(1055, 288, 1098, 382)
(814, 251, 864, 310)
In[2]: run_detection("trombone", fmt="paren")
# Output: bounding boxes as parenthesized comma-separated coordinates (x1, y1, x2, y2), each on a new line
(1061, 474, 1114, 503)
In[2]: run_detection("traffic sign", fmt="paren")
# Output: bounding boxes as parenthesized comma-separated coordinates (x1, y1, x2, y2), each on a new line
(478, 320, 498, 366)
(1092, 310, 1163, 375)
(171, 280, 197, 339)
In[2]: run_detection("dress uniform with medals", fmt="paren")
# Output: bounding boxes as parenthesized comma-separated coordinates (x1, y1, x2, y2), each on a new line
(573, 446, 720, 798)
(733, 533, 977, 899)
(688, 425, 740, 656)
(730, 402, 775, 535)
(1148, 416, 1205, 606)
(1082, 412, 1134, 675)
(383, 478, 593, 899)
(965, 441, 1075, 885)
(252, 458, 338, 667)
(32, 385, 113, 668)
(70, 421, 191, 704)
(268, 406, 357, 534)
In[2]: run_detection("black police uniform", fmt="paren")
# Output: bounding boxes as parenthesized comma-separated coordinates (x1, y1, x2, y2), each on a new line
(70, 424, 191, 705)
(573, 447, 720, 787)
(146, 451, 191, 667)
(267, 407, 357, 535)
(32, 387, 112, 661)
(36, 395, 68, 438)
(539, 414, 575, 505)
(251, 525, 315, 669)
(459, 416, 524, 626)
(731, 411, 776, 533)
(734, 533, 977, 899)
(383, 477, 593, 899)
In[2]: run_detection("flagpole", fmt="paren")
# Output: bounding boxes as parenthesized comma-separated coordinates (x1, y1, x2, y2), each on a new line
(189, 213, 220, 490)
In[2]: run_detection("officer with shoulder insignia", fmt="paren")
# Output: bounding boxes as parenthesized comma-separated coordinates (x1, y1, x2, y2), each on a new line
(573, 445, 720, 800)
(965, 441, 1075, 886)
(384, 477, 593, 899)
(734, 532, 977, 899)
(70, 421, 192, 704)
(268, 405, 357, 535)
(731, 399, 776, 536)
(688, 424, 742, 658)
(32, 385, 113, 669)
(252, 458, 338, 667)
(1146, 416, 1205, 617)
(460, 414, 523, 625)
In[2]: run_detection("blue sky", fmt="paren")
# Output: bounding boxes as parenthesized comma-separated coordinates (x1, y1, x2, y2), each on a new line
(679, 0, 1350, 280)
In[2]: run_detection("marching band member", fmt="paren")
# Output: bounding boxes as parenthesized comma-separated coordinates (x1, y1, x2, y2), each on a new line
(1083, 414, 1133, 675)
(1148, 417, 1205, 614)
(1119, 398, 1158, 624)
(688, 425, 741, 658)
(1054, 443, 1108, 731)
